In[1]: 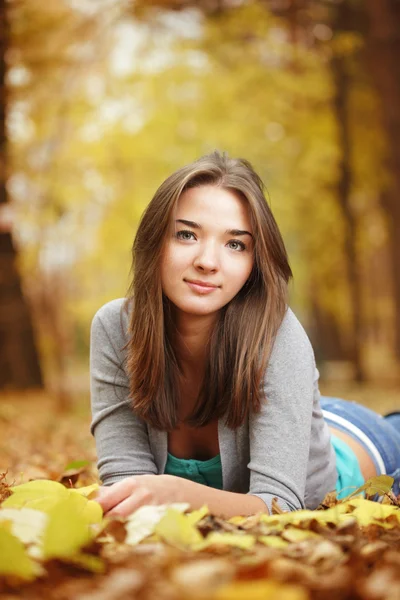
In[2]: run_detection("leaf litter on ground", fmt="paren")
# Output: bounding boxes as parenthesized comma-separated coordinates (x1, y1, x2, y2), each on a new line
(0, 394, 399, 599)
(0, 471, 399, 600)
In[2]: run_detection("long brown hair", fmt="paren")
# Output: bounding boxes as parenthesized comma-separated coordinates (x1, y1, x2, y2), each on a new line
(125, 150, 292, 431)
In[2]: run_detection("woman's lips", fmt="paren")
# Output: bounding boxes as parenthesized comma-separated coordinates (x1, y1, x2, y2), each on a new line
(185, 280, 219, 294)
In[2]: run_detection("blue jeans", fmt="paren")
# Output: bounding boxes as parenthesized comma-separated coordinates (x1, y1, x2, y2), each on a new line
(320, 396, 400, 497)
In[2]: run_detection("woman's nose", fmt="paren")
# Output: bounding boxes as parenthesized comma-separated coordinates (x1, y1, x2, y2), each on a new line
(193, 242, 219, 272)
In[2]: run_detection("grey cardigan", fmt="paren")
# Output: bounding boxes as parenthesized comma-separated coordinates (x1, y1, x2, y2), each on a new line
(90, 299, 337, 513)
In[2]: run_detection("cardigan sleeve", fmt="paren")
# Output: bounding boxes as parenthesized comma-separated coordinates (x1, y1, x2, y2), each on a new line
(247, 308, 335, 513)
(90, 299, 158, 485)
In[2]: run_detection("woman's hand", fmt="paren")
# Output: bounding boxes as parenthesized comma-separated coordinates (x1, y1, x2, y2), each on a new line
(95, 474, 182, 517)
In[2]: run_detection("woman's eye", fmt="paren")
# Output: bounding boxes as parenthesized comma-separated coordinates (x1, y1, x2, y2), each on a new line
(228, 240, 246, 252)
(175, 231, 246, 251)
(176, 230, 196, 241)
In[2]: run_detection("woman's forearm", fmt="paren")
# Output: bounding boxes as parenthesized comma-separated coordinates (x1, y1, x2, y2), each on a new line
(170, 475, 269, 518)
(97, 473, 270, 518)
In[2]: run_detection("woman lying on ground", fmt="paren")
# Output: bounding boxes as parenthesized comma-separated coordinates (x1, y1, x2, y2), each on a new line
(90, 151, 400, 518)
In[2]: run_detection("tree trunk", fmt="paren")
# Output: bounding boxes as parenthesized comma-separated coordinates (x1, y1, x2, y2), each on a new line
(330, 4, 365, 382)
(364, 0, 400, 359)
(0, 0, 43, 389)
(309, 295, 347, 364)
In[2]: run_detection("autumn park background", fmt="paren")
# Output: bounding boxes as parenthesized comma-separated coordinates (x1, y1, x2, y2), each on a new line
(0, 0, 400, 481)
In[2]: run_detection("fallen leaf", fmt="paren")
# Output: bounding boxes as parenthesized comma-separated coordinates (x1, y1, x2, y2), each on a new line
(346, 497, 400, 528)
(194, 532, 256, 551)
(155, 508, 203, 549)
(71, 483, 100, 499)
(64, 460, 91, 471)
(213, 579, 308, 600)
(0, 507, 47, 546)
(281, 528, 320, 543)
(306, 539, 344, 567)
(125, 503, 190, 546)
(345, 475, 394, 500)
(42, 499, 96, 559)
(67, 552, 105, 574)
(3, 479, 68, 511)
(186, 504, 209, 526)
(258, 535, 288, 548)
(171, 558, 234, 594)
(0, 528, 42, 580)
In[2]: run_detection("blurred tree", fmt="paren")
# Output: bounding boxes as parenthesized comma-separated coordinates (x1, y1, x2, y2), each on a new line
(329, 2, 364, 380)
(0, 0, 42, 389)
(5, 0, 397, 388)
(364, 0, 400, 359)
(129, 0, 368, 377)
(6, 0, 123, 402)
(262, 0, 400, 364)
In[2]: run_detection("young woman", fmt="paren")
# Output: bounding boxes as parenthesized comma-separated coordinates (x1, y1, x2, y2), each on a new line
(90, 151, 400, 519)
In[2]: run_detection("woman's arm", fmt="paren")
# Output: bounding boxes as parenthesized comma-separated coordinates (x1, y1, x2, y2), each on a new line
(96, 474, 268, 518)
(90, 299, 158, 483)
(246, 308, 335, 513)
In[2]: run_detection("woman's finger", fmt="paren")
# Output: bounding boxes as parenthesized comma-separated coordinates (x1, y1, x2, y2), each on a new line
(106, 486, 153, 518)
(96, 477, 138, 513)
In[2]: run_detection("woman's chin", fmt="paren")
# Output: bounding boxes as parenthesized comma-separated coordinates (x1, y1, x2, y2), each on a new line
(174, 301, 223, 318)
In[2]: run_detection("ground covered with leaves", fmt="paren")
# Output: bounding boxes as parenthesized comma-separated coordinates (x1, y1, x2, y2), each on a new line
(0, 392, 399, 600)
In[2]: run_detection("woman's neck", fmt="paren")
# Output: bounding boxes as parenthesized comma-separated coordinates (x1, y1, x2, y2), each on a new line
(173, 312, 216, 372)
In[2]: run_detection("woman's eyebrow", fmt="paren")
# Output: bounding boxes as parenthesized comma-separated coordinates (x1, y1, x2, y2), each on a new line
(175, 219, 253, 238)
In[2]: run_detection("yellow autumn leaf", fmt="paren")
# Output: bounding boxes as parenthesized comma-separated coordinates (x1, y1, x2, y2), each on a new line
(66, 490, 103, 525)
(172, 558, 234, 594)
(143, 533, 162, 543)
(18, 496, 67, 513)
(194, 532, 256, 551)
(186, 505, 209, 526)
(82, 500, 103, 525)
(258, 535, 288, 548)
(155, 508, 203, 549)
(3, 480, 68, 511)
(282, 527, 320, 542)
(344, 475, 395, 500)
(67, 552, 105, 574)
(227, 516, 247, 525)
(214, 579, 307, 600)
(260, 503, 349, 528)
(0, 528, 42, 581)
(42, 499, 95, 559)
(0, 508, 47, 546)
(346, 497, 400, 528)
(3, 480, 103, 528)
(71, 483, 100, 499)
(125, 503, 190, 546)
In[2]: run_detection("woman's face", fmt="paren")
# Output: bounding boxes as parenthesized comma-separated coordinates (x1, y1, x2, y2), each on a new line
(161, 184, 254, 321)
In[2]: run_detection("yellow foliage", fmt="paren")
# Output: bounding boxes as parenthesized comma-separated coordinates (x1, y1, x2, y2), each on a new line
(260, 503, 349, 528)
(0, 508, 47, 546)
(195, 532, 256, 551)
(214, 579, 307, 600)
(42, 498, 96, 559)
(227, 515, 247, 525)
(155, 508, 203, 549)
(4, 479, 103, 526)
(258, 535, 288, 548)
(186, 504, 209, 526)
(281, 528, 320, 542)
(73, 483, 100, 499)
(0, 528, 42, 580)
(125, 502, 190, 546)
(4, 480, 69, 511)
(345, 475, 394, 500)
(346, 497, 400, 528)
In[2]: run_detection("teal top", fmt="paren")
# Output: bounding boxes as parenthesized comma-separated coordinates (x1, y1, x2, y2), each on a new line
(164, 452, 223, 489)
(164, 434, 364, 501)
(330, 434, 365, 499)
